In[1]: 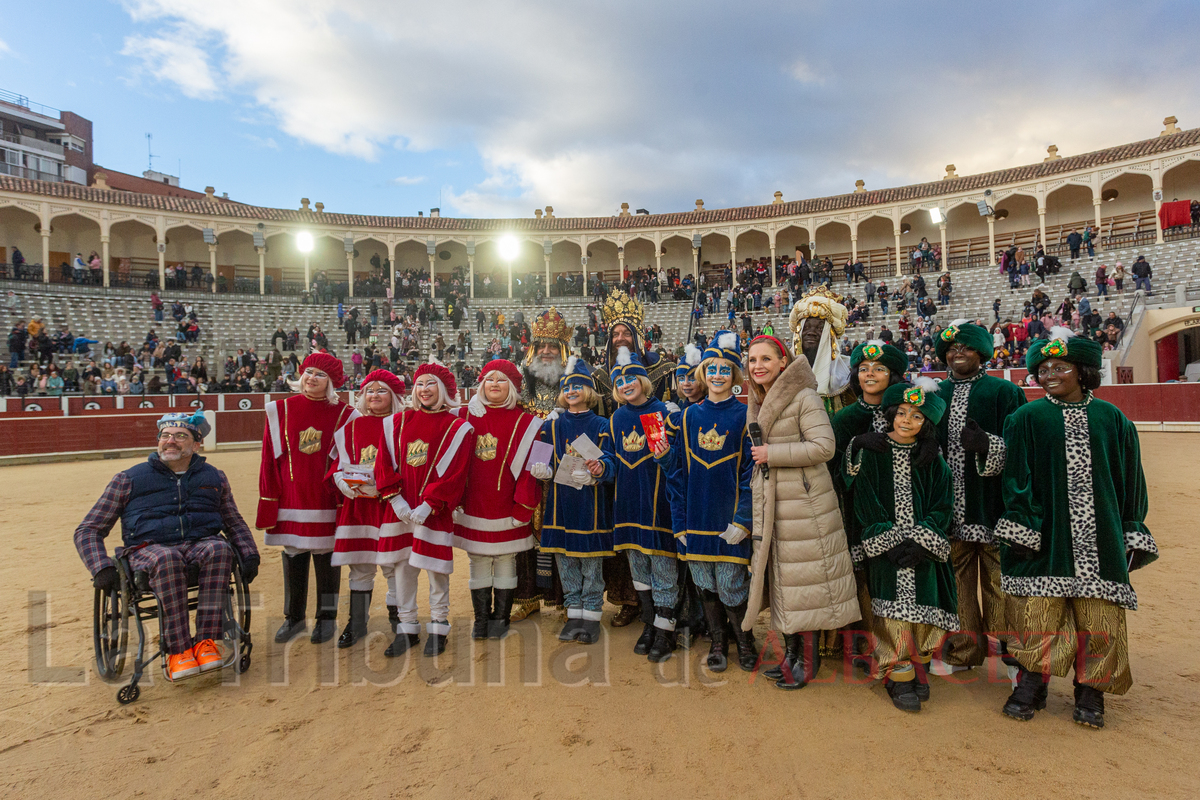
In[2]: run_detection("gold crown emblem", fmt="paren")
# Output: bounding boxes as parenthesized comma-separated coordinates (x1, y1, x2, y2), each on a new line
(530, 307, 571, 343)
(903, 387, 926, 406)
(622, 429, 646, 453)
(406, 439, 429, 467)
(601, 290, 645, 332)
(697, 426, 727, 451)
(475, 432, 498, 461)
(564, 442, 581, 458)
(298, 426, 322, 455)
(358, 444, 378, 468)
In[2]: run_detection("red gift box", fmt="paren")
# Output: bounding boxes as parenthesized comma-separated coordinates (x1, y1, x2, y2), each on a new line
(640, 412, 666, 452)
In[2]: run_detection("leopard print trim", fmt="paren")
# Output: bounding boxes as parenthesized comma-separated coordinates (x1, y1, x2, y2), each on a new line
(1062, 405, 1102, 588)
(977, 432, 1007, 477)
(892, 445, 915, 526)
(947, 381, 971, 536)
(1124, 530, 1158, 557)
(1001, 575, 1138, 611)
(903, 525, 951, 562)
(850, 543, 866, 565)
(862, 526, 905, 559)
(872, 597, 961, 632)
(871, 406, 888, 433)
(896, 565, 916, 605)
(845, 447, 863, 478)
(995, 517, 1041, 551)
(955, 523, 994, 544)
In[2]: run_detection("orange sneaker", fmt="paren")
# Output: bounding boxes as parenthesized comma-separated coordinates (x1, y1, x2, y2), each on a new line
(167, 649, 201, 681)
(192, 639, 224, 673)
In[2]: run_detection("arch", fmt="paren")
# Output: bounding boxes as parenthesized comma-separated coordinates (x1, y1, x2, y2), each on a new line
(1162, 159, 1200, 204)
(898, 208, 940, 253)
(47, 213, 102, 269)
(582, 239, 619, 284)
(0, 204, 44, 267)
(352, 236, 391, 283)
(1044, 183, 1095, 230)
(774, 224, 810, 260)
(698, 231, 731, 269)
(992, 194, 1038, 243)
(734, 228, 770, 262)
(622, 237, 657, 280)
(549, 239, 584, 296)
(108, 218, 159, 285)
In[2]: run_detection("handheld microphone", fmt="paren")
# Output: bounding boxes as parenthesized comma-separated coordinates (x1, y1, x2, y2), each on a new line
(747, 422, 769, 479)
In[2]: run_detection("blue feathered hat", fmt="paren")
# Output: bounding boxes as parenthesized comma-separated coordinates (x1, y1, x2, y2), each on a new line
(560, 354, 596, 389)
(702, 330, 742, 364)
(676, 343, 703, 379)
(157, 411, 211, 441)
(609, 346, 649, 383)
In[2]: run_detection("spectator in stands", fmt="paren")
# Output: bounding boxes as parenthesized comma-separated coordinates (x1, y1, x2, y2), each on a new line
(7, 321, 26, 368)
(151, 292, 164, 322)
(61, 360, 78, 392)
(937, 274, 952, 306)
(1132, 256, 1152, 293)
(1083, 226, 1096, 259)
(0, 365, 12, 395)
(14, 373, 29, 397)
(1068, 271, 1086, 298)
(1093, 263, 1108, 296)
(46, 367, 63, 397)
(11, 246, 25, 278)
(89, 252, 102, 284)
(1066, 229, 1083, 260)
(115, 367, 130, 394)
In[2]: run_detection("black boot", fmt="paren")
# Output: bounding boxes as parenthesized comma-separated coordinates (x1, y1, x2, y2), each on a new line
(647, 607, 677, 663)
(885, 673, 922, 712)
(699, 590, 728, 672)
(470, 588, 492, 640)
(558, 609, 584, 641)
(1073, 682, 1106, 729)
(762, 633, 788, 680)
(384, 630, 420, 658)
(776, 632, 819, 690)
(387, 605, 400, 631)
(1002, 668, 1049, 721)
(488, 588, 515, 639)
(913, 657, 931, 701)
(576, 613, 602, 645)
(424, 622, 449, 656)
(274, 552, 310, 643)
(633, 589, 655, 655)
(337, 589, 371, 648)
(724, 600, 758, 672)
(310, 552, 340, 644)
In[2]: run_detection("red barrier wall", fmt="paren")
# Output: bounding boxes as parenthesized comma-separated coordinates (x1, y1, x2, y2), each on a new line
(0, 413, 160, 456)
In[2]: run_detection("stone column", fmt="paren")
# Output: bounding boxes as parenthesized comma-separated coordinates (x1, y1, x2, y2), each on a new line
(390, 241, 400, 299)
(100, 235, 110, 287)
(303, 256, 311, 295)
(209, 244, 219, 294)
(770, 245, 777, 287)
(619, 252, 626, 283)
(850, 234, 858, 264)
(1153, 166, 1165, 244)
(256, 246, 265, 295)
(40, 229, 50, 283)
(156, 216, 166, 289)
(893, 228, 902, 276)
(544, 254, 551, 294)
(1036, 206, 1046, 251)
(987, 215, 997, 267)
(347, 251, 355, 298)
(691, 247, 699, 283)
(938, 224, 947, 272)
(428, 254, 437, 298)
(1093, 197, 1104, 255)
(467, 255, 475, 299)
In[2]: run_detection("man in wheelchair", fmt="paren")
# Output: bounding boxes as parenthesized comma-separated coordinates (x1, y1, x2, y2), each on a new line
(75, 412, 261, 682)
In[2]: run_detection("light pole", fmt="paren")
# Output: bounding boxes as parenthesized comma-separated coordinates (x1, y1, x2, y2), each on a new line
(499, 235, 519, 300)
(297, 231, 314, 298)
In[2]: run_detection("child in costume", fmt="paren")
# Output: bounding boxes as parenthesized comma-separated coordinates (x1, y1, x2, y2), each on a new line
(531, 357, 615, 644)
(455, 360, 543, 640)
(665, 342, 706, 645)
(609, 346, 680, 662)
(258, 352, 356, 645)
(844, 379, 958, 712)
(329, 369, 408, 648)
(996, 330, 1156, 729)
(375, 362, 474, 657)
(666, 331, 756, 672)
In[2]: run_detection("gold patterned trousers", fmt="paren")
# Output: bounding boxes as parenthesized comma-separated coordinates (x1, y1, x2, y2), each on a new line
(942, 541, 1006, 667)
(871, 615, 950, 680)
(819, 570, 874, 657)
(1003, 595, 1132, 696)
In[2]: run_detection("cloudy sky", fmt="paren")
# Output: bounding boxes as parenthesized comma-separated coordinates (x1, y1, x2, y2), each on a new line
(4, 1, 1199, 219)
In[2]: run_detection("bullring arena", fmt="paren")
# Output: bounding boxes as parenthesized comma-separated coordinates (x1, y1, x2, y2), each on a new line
(5, 4, 1200, 797)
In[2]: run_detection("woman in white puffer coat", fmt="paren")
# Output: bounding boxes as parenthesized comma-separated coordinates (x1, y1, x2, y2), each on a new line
(743, 334, 860, 690)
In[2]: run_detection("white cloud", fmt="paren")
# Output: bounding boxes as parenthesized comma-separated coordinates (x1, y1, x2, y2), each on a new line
(242, 133, 279, 150)
(391, 176, 426, 185)
(0, 38, 11, 56)
(114, 1, 1200, 218)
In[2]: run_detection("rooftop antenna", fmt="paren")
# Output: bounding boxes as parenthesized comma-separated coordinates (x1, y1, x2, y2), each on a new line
(146, 133, 157, 172)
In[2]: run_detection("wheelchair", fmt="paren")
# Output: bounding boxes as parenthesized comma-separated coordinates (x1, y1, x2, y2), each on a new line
(92, 533, 253, 704)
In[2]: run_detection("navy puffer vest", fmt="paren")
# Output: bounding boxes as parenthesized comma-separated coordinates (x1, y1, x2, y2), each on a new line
(119, 454, 224, 547)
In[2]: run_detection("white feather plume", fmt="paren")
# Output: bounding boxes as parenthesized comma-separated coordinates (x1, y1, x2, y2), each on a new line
(683, 343, 702, 367)
(950, 318, 970, 327)
(564, 355, 579, 376)
(717, 331, 738, 350)
(616, 346, 633, 367)
(866, 339, 885, 347)
(1048, 326, 1076, 341)
(914, 376, 941, 393)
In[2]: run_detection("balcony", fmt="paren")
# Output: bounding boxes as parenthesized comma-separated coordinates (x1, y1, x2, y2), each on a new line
(0, 162, 62, 182)
(16, 135, 64, 156)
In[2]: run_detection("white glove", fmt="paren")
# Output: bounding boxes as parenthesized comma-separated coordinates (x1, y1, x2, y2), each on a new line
(334, 474, 357, 499)
(719, 524, 748, 545)
(546, 408, 561, 422)
(530, 462, 553, 480)
(508, 516, 524, 528)
(678, 534, 687, 547)
(390, 495, 413, 520)
(407, 502, 432, 525)
(467, 393, 486, 418)
(452, 506, 464, 523)
(357, 482, 379, 498)
(571, 469, 596, 486)
(664, 401, 681, 415)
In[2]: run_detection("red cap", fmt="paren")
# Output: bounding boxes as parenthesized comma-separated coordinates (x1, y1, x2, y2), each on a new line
(414, 362, 457, 399)
(361, 369, 404, 398)
(479, 359, 523, 393)
(300, 352, 344, 388)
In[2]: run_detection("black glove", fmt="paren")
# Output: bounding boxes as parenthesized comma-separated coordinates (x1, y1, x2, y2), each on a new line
(912, 437, 942, 468)
(885, 540, 923, 568)
(93, 565, 118, 592)
(240, 555, 260, 585)
(1007, 542, 1037, 560)
(960, 419, 991, 456)
(852, 432, 890, 454)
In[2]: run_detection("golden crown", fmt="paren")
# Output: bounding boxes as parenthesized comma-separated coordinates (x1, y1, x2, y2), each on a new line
(697, 426, 727, 452)
(622, 429, 647, 453)
(601, 290, 645, 332)
(531, 307, 571, 343)
(405, 439, 429, 467)
(358, 444, 378, 468)
(475, 432, 498, 461)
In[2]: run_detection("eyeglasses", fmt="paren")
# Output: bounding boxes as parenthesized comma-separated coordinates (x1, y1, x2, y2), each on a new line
(158, 432, 193, 442)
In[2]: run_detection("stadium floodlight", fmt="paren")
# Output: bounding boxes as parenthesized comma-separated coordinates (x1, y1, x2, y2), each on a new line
(296, 231, 314, 252)
(929, 207, 943, 224)
(498, 235, 519, 261)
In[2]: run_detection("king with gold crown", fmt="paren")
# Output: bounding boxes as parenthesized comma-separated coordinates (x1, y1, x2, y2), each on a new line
(593, 290, 675, 415)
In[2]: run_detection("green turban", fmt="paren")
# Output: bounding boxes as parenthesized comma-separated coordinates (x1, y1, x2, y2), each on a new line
(935, 321, 994, 362)
(850, 340, 909, 378)
(882, 380, 947, 426)
(1026, 334, 1103, 374)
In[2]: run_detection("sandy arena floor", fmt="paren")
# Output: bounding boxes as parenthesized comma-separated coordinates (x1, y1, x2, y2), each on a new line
(1, 433, 1197, 799)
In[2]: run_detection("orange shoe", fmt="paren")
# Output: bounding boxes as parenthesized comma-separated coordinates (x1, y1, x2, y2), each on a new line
(167, 649, 201, 681)
(192, 639, 224, 673)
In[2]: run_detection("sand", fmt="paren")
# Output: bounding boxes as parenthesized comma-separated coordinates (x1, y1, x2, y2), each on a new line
(2, 433, 1198, 799)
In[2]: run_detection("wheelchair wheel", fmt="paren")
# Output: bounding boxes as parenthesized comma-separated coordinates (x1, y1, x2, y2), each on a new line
(238, 654, 251, 674)
(93, 583, 129, 682)
(116, 684, 140, 705)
